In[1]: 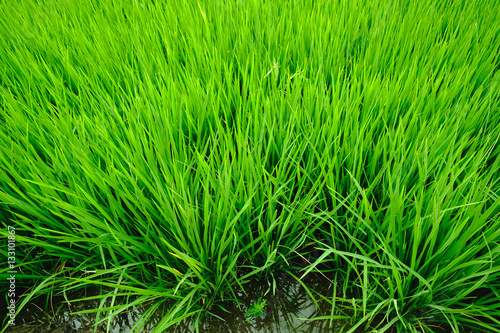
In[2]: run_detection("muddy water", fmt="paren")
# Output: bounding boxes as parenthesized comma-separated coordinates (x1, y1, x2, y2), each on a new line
(3, 273, 363, 333)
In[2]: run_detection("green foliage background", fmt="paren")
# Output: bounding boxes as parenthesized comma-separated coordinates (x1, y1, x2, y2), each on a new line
(1, 0, 499, 332)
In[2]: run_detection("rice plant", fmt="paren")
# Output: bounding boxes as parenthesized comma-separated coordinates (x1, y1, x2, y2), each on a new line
(1, 0, 499, 332)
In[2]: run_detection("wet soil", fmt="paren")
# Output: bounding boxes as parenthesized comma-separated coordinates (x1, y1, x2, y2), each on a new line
(2, 272, 361, 333)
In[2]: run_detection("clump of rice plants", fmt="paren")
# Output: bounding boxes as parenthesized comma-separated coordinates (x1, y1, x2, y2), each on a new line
(1, 0, 499, 332)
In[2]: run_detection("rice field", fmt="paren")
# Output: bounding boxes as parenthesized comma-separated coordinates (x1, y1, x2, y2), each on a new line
(1, 0, 500, 332)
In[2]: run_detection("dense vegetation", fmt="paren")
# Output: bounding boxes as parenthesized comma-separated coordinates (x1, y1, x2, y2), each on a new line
(1, 0, 500, 332)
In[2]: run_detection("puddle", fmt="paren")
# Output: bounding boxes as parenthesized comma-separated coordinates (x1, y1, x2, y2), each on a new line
(2, 272, 362, 333)
(170, 271, 359, 333)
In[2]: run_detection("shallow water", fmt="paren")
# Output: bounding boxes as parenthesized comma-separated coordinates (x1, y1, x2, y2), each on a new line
(169, 272, 359, 333)
(3, 273, 362, 333)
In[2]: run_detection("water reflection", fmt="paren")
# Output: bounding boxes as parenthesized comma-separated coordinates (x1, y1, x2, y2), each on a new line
(4, 272, 360, 333)
(170, 272, 357, 333)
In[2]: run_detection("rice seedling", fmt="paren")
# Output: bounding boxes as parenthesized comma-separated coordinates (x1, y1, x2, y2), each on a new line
(0, 0, 499, 332)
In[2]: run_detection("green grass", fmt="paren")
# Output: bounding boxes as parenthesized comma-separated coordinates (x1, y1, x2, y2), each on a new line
(1, 0, 500, 332)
